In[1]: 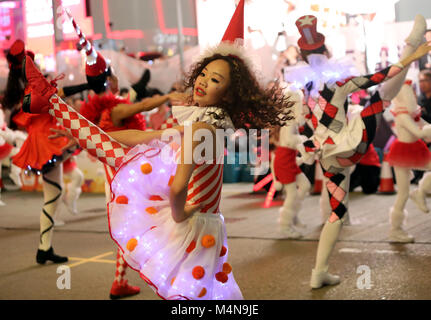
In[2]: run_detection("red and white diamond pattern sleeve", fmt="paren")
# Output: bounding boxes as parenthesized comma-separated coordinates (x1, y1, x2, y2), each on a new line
(49, 95, 130, 169)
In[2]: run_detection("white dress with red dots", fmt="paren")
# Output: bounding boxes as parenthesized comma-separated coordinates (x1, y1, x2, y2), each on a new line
(108, 106, 243, 300)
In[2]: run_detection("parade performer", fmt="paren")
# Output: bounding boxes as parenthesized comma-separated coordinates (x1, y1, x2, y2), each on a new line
(272, 88, 311, 238)
(2, 39, 90, 264)
(386, 81, 431, 242)
(65, 10, 187, 299)
(285, 14, 430, 288)
(22, 0, 293, 299)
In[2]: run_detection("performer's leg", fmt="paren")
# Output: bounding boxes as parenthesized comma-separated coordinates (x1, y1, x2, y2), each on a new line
(22, 56, 129, 169)
(36, 165, 68, 264)
(109, 249, 140, 300)
(410, 171, 431, 213)
(310, 220, 342, 289)
(64, 164, 84, 215)
(279, 182, 302, 239)
(48, 95, 129, 170)
(296, 173, 311, 205)
(310, 167, 350, 289)
(389, 167, 415, 243)
(319, 177, 331, 224)
(393, 167, 410, 212)
(379, 14, 426, 101)
(293, 173, 311, 228)
(114, 249, 128, 283)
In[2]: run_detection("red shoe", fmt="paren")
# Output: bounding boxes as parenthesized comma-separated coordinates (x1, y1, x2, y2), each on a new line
(22, 55, 58, 114)
(109, 279, 140, 300)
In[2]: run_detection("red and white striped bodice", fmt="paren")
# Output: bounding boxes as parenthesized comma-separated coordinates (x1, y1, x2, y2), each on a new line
(186, 162, 224, 214)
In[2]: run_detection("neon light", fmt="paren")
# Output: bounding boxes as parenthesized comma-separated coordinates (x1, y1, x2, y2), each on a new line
(25, 0, 53, 24)
(0, 7, 13, 41)
(263, 181, 276, 208)
(252, 173, 272, 192)
(24, 0, 55, 39)
(154, 0, 197, 36)
(0, 2, 18, 9)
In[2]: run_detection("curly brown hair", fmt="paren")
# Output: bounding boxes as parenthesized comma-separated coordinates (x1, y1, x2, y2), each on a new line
(183, 53, 294, 130)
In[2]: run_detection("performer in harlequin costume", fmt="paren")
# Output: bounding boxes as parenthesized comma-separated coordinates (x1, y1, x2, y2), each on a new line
(286, 14, 431, 288)
(386, 80, 431, 242)
(272, 87, 311, 238)
(2, 40, 90, 264)
(65, 10, 190, 299)
(22, 0, 293, 299)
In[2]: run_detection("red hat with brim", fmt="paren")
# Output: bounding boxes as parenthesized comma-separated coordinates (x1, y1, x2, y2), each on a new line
(296, 15, 325, 51)
(7, 40, 34, 69)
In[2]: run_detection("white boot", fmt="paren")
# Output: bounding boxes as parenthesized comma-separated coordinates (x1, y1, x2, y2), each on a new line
(278, 207, 303, 239)
(311, 219, 343, 288)
(404, 14, 426, 47)
(379, 14, 426, 101)
(410, 188, 429, 213)
(310, 267, 340, 289)
(388, 207, 415, 243)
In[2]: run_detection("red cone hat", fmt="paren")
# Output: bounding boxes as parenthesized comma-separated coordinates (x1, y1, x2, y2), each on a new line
(221, 0, 245, 43)
(65, 9, 107, 77)
(295, 15, 325, 51)
(198, 0, 253, 73)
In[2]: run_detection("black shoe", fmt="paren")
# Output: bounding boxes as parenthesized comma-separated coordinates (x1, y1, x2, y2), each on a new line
(36, 247, 68, 264)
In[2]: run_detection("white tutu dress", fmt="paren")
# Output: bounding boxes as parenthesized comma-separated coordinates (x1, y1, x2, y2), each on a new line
(108, 106, 243, 300)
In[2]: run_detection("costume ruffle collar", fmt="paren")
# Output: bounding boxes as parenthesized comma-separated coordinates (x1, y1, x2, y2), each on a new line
(172, 105, 235, 130)
(283, 54, 359, 97)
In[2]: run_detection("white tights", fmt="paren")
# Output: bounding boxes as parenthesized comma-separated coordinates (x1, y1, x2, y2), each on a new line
(39, 165, 63, 250)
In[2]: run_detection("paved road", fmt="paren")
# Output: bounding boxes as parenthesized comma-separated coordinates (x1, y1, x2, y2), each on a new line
(1, 183, 430, 300)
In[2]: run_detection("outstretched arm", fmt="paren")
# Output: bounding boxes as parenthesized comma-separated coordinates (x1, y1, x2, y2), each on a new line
(107, 125, 185, 147)
(110, 91, 187, 127)
(50, 124, 186, 148)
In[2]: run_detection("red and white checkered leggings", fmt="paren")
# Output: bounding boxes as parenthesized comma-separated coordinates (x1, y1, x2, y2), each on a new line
(48, 95, 130, 170)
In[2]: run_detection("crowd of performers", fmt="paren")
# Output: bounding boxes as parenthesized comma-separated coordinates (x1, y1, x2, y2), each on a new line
(1, 1, 431, 299)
